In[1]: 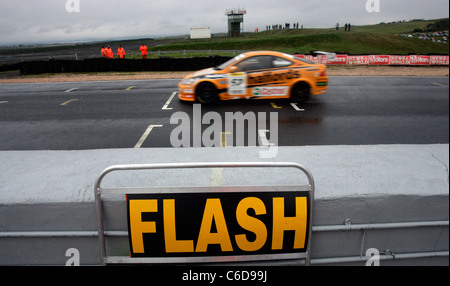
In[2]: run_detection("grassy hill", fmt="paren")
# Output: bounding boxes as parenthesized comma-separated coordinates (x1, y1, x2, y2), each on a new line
(0, 18, 448, 63)
(148, 19, 449, 55)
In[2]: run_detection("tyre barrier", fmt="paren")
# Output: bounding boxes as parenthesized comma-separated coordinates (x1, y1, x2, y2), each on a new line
(18, 56, 233, 75)
(0, 63, 19, 73)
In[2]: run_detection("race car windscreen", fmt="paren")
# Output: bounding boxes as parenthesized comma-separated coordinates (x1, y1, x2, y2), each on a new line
(214, 54, 247, 70)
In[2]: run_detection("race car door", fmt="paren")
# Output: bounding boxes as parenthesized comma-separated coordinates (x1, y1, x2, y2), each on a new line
(234, 55, 293, 99)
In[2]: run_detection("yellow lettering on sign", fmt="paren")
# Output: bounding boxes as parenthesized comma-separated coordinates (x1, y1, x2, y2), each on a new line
(235, 197, 267, 252)
(272, 197, 307, 250)
(128, 199, 157, 254)
(195, 198, 233, 252)
(163, 199, 194, 253)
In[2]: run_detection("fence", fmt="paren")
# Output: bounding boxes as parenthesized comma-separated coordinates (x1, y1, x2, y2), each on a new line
(0, 49, 244, 67)
(14, 52, 450, 75)
(18, 56, 234, 75)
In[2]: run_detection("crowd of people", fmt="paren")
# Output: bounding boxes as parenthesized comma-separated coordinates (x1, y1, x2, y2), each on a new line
(100, 44, 149, 59)
(335, 23, 352, 31)
(265, 22, 303, 30)
(258, 22, 353, 31)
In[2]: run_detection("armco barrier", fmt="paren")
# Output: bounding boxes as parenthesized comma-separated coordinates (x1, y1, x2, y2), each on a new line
(19, 56, 233, 75)
(19, 54, 448, 75)
(295, 54, 449, 66)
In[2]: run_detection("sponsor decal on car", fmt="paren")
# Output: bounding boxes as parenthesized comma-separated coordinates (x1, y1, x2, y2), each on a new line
(248, 69, 301, 85)
(252, 86, 289, 97)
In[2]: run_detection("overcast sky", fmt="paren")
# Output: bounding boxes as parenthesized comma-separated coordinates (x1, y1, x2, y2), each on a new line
(0, 0, 449, 45)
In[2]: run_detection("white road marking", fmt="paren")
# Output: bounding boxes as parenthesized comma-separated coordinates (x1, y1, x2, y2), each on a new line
(291, 103, 305, 111)
(162, 92, 177, 110)
(64, 88, 79, 93)
(134, 124, 163, 148)
(432, 82, 447, 87)
(0, 101, 8, 105)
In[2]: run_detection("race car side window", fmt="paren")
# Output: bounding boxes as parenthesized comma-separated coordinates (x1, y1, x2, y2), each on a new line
(235, 56, 272, 72)
(272, 56, 293, 68)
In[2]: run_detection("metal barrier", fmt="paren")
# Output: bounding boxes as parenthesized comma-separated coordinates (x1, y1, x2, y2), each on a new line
(94, 162, 315, 266)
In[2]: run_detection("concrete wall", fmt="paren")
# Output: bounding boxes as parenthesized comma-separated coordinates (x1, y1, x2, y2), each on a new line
(0, 145, 448, 265)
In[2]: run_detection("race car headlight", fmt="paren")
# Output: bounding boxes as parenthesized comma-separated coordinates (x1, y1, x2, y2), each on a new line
(181, 77, 199, 85)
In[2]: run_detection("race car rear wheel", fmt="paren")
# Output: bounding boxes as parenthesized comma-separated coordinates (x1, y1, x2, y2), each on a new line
(196, 82, 218, 104)
(291, 82, 311, 103)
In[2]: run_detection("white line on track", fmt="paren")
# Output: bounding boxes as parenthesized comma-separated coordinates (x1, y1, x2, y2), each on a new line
(64, 88, 79, 93)
(432, 82, 448, 87)
(0, 101, 8, 105)
(291, 103, 305, 111)
(134, 124, 163, 148)
(162, 92, 177, 110)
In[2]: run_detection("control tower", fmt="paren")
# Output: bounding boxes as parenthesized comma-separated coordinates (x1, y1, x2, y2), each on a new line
(226, 8, 246, 37)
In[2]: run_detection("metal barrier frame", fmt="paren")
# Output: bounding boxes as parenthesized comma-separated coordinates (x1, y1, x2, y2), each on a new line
(94, 162, 315, 266)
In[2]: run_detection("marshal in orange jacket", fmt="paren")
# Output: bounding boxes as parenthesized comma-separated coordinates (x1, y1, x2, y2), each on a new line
(106, 47, 114, 59)
(101, 47, 107, 58)
(118, 46, 125, 59)
(140, 44, 148, 59)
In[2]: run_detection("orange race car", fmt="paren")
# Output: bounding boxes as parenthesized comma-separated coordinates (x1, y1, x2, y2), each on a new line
(178, 51, 328, 104)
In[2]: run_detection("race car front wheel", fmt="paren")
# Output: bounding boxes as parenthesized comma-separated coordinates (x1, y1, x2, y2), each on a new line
(196, 82, 218, 104)
(291, 82, 311, 103)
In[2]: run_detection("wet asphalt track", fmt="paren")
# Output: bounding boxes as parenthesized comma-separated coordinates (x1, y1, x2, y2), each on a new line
(0, 76, 448, 150)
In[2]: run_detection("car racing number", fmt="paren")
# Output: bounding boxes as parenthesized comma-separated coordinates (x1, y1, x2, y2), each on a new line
(227, 72, 247, 96)
(126, 191, 310, 259)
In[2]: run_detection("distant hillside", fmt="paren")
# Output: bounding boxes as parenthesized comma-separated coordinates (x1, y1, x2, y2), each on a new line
(0, 18, 448, 66)
(148, 19, 449, 55)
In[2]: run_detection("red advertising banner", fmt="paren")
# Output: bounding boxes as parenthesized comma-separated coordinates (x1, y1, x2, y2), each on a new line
(326, 55, 348, 65)
(409, 55, 430, 66)
(347, 56, 370, 65)
(294, 54, 448, 66)
(430, 56, 449, 65)
(389, 55, 411, 65)
(315, 55, 328, 64)
(368, 55, 390, 65)
(295, 54, 316, 62)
